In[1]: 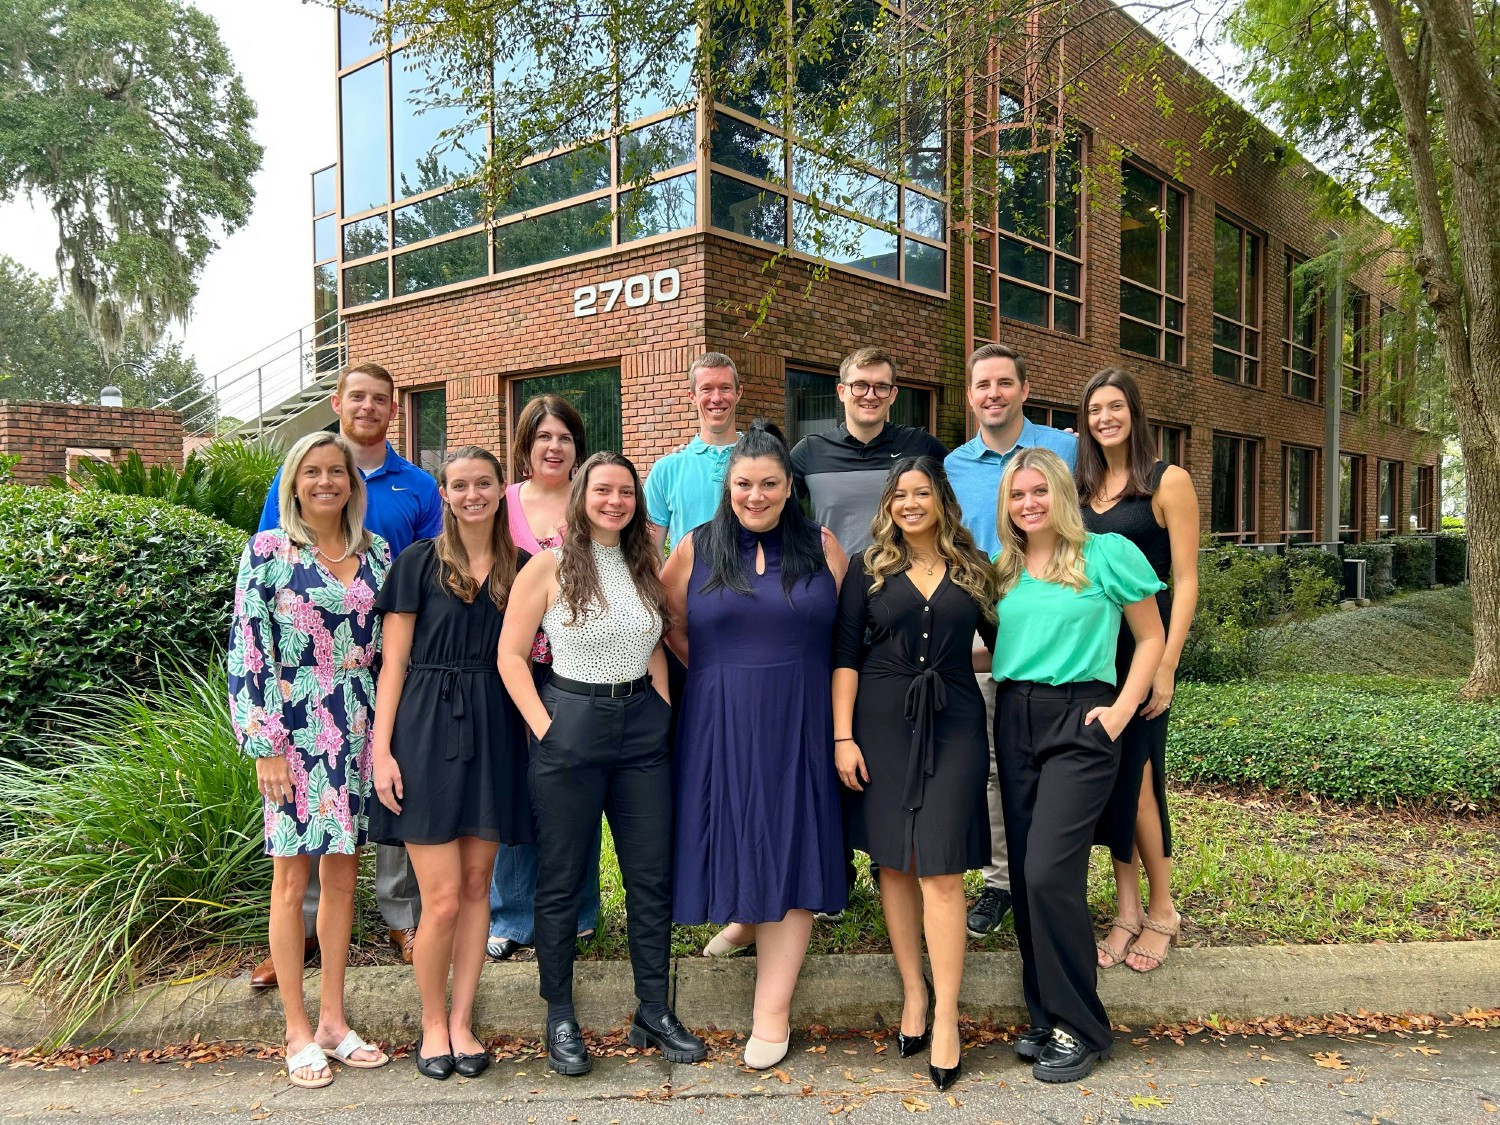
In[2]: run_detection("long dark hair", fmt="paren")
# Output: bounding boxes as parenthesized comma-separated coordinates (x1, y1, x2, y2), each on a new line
(557, 451, 668, 627)
(697, 419, 827, 600)
(434, 445, 518, 611)
(1075, 367, 1158, 504)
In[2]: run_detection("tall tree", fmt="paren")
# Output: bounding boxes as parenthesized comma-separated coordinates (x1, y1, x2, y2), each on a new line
(0, 0, 262, 353)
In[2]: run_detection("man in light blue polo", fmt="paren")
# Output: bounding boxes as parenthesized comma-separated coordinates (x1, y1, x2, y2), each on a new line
(945, 342, 1077, 940)
(646, 352, 744, 550)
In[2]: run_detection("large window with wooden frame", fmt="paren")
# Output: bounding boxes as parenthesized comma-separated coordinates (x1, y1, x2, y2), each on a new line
(1021, 402, 1078, 434)
(1339, 453, 1364, 543)
(1410, 464, 1436, 532)
(1377, 458, 1400, 532)
(509, 367, 623, 457)
(784, 368, 933, 447)
(1377, 304, 1405, 424)
(1283, 445, 1317, 544)
(1119, 163, 1186, 364)
(1283, 252, 1322, 401)
(1150, 423, 1187, 467)
(1212, 214, 1261, 384)
(1342, 288, 1369, 413)
(1211, 434, 1259, 542)
(407, 386, 447, 475)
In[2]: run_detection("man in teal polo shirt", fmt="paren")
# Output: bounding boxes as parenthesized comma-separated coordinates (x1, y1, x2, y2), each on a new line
(646, 352, 744, 549)
(945, 343, 1077, 939)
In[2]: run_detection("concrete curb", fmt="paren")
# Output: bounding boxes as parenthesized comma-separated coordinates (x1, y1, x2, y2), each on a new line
(4, 941, 1497, 1048)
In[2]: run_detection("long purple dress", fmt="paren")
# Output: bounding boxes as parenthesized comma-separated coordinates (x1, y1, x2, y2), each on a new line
(671, 520, 848, 924)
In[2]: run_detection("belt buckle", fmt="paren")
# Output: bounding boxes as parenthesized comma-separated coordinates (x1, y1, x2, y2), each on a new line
(611, 681, 632, 699)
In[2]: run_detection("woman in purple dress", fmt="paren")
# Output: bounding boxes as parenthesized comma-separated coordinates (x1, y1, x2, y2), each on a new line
(661, 421, 849, 1071)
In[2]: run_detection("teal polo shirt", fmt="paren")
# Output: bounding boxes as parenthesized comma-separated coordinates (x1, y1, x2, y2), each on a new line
(945, 420, 1078, 558)
(645, 434, 739, 548)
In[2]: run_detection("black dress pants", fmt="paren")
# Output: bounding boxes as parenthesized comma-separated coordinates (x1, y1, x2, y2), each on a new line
(529, 680, 674, 1006)
(994, 680, 1122, 1053)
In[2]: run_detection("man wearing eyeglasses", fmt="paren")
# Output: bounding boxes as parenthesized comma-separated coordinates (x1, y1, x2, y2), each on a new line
(790, 346, 947, 556)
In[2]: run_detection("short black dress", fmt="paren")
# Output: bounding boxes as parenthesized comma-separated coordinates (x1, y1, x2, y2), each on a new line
(367, 539, 534, 847)
(833, 554, 996, 877)
(1082, 461, 1174, 862)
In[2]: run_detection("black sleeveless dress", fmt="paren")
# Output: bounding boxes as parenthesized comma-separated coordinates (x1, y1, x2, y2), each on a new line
(1081, 461, 1173, 862)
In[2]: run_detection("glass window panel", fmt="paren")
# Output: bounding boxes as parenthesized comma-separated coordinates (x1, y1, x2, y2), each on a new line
(1213, 217, 1242, 319)
(623, 25, 695, 123)
(497, 144, 611, 219)
(793, 0, 888, 161)
(619, 114, 696, 183)
(793, 202, 897, 278)
(786, 368, 840, 446)
(1053, 297, 1080, 335)
(1164, 334, 1182, 365)
(1119, 281, 1157, 323)
(339, 7, 382, 67)
(392, 51, 485, 199)
(1054, 139, 1081, 256)
(713, 114, 786, 184)
(993, 151, 1049, 242)
(1212, 348, 1239, 381)
(890, 383, 931, 430)
(340, 62, 388, 215)
(1165, 299, 1183, 332)
(998, 235, 1046, 286)
(393, 187, 483, 247)
(1244, 233, 1260, 321)
(903, 239, 945, 292)
(1290, 372, 1316, 400)
(711, 7, 776, 122)
(1164, 187, 1183, 296)
(1052, 409, 1078, 432)
(792, 146, 897, 224)
(1211, 436, 1233, 533)
(1120, 318, 1159, 358)
(709, 173, 786, 244)
(513, 367, 623, 455)
(342, 214, 389, 259)
(343, 260, 388, 306)
(312, 166, 336, 216)
(1213, 317, 1241, 350)
(1240, 444, 1257, 532)
(1119, 165, 1160, 288)
(313, 263, 337, 325)
(998, 281, 1047, 327)
(394, 231, 487, 294)
(1022, 404, 1048, 426)
(902, 190, 943, 240)
(409, 388, 447, 475)
(1054, 258, 1080, 296)
(314, 215, 335, 262)
(495, 198, 611, 271)
(619, 171, 697, 241)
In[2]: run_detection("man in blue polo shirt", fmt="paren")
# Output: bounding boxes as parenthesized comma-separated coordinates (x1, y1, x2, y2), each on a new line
(646, 352, 743, 549)
(945, 342, 1077, 940)
(252, 361, 443, 988)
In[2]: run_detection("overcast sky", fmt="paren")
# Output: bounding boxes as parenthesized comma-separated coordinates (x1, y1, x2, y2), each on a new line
(0, 1, 336, 383)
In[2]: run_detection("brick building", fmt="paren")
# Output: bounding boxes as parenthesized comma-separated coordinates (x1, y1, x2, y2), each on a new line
(0, 401, 183, 486)
(315, 0, 1440, 542)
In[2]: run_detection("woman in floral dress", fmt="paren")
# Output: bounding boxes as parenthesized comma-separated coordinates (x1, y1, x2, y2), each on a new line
(227, 431, 391, 1089)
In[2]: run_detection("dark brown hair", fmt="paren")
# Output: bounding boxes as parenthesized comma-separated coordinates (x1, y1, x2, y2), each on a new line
(1075, 367, 1159, 504)
(965, 343, 1028, 385)
(557, 451, 669, 629)
(435, 445, 518, 610)
(839, 346, 899, 383)
(511, 393, 587, 482)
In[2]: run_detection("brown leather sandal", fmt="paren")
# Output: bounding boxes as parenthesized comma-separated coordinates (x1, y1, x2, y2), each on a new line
(1126, 911, 1182, 972)
(1096, 914, 1143, 969)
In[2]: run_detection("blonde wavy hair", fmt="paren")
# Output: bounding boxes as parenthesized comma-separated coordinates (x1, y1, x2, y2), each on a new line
(277, 431, 374, 557)
(864, 457, 1000, 620)
(994, 447, 1089, 596)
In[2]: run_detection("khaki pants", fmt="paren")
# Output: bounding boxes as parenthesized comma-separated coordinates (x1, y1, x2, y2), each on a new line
(977, 674, 1011, 891)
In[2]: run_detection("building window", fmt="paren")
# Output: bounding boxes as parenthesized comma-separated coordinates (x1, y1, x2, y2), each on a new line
(1283, 252, 1321, 401)
(1118, 162, 1185, 364)
(339, 4, 383, 68)
(1411, 464, 1436, 532)
(408, 387, 447, 475)
(1149, 423, 1186, 467)
(785, 368, 934, 447)
(1022, 402, 1078, 434)
(1211, 434, 1258, 542)
(311, 164, 342, 374)
(1339, 453, 1364, 543)
(1377, 458, 1399, 532)
(1284, 445, 1317, 544)
(1342, 288, 1368, 413)
(1212, 215, 1260, 384)
(510, 367, 623, 458)
(1377, 304, 1405, 424)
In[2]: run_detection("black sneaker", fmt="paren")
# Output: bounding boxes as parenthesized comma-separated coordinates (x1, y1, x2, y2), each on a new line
(966, 888, 1013, 937)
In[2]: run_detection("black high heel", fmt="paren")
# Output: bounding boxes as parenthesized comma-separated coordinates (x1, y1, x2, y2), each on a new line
(896, 976, 933, 1058)
(928, 1056, 963, 1091)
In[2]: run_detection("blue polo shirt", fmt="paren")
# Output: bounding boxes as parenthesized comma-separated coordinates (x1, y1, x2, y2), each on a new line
(945, 420, 1078, 557)
(258, 441, 444, 559)
(645, 434, 739, 548)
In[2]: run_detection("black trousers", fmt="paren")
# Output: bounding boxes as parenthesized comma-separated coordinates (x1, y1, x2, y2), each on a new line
(529, 680, 674, 1006)
(994, 680, 1122, 1052)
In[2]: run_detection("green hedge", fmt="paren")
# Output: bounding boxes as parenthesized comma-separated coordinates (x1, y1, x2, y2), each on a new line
(1169, 676, 1500, 807)
(1343, 542, 1395, 599)
(1436, 534, 1468, 585)
(1388, 536, 1436, 591)
(0, 486, 245, 753)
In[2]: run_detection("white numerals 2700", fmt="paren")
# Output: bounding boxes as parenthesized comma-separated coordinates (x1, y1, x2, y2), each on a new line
(572, 268, 681, 317)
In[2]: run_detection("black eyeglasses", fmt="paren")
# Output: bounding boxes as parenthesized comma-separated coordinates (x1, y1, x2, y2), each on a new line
(843, 380, 895, 399)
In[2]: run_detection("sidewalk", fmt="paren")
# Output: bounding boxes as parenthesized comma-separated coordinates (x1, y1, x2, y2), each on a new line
(3, 942, 1497, 1048)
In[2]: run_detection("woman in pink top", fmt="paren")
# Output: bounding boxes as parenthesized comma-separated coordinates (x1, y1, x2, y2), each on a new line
(487, 394, 604, 960)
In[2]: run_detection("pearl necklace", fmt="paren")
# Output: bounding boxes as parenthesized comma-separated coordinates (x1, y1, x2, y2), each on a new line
(313, 537, 353, 564)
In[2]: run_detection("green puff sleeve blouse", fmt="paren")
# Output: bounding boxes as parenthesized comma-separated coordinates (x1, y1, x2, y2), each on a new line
(990, 532, 1166, 687)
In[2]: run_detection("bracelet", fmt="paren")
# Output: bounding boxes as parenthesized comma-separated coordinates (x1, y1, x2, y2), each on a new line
(835, 737, 854, 743)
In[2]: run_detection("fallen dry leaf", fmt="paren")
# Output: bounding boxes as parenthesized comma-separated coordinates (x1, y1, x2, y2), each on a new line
(1410, 1045, 1441, 1056)
(900, 1095, 931, 1113)
(1248, 1076, 1268, 1086)
(1312, 1051, 1350, 1070)
(1129, 1094, 1169, 1109)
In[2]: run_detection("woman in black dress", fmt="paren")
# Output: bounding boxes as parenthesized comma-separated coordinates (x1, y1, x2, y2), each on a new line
(1076, 370, 1200, 973)
(368, 445, 532, 1080)
(832, 457, 999, 1092)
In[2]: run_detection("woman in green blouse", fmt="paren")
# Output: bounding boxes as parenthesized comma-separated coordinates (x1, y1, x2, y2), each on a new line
(990, 448, 1165, 1084)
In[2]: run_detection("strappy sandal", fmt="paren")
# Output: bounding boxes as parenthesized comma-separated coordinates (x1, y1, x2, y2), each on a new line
(285, 1041, 334, 1089)
(1126, 912, 1182, 973)
(1096, 914, 1142, 969)
(327, 1029, 389, 1069)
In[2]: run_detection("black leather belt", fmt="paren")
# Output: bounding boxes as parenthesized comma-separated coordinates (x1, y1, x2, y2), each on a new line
(548, 673, 651, 699)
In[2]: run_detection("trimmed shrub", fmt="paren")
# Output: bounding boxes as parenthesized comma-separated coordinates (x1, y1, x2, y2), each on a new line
(1436, 533, 1468, 585)
(1170, 676, 1500, 807)
(0, 486, 245, 752)
(1389, 536, 1436, 591)
(71, 440, 281, 534)
(1284, 547, 1342, 613)
(1343, 541, 1395, 599)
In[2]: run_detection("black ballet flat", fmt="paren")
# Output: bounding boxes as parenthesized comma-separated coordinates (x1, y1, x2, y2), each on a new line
(453, 1050, 490, 1078)
(414, 1036, 454, 1080)
(929, 1057, 963, 1091)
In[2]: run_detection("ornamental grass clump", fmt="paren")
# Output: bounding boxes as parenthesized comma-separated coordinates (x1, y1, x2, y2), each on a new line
(0, 666, 268, 1048)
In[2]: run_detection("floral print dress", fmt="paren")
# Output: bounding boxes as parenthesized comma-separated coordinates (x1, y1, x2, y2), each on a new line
(227, 528, 391, 857)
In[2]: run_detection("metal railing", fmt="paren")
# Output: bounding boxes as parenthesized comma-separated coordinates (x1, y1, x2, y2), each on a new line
(153, 318, 346, 436)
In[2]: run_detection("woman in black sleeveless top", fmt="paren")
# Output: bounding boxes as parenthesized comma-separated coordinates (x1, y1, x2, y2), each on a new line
(1075, 369, 1200, 974)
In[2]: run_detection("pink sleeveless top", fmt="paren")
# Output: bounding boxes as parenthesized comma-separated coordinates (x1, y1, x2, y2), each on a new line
(507, 481, 565, 664)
